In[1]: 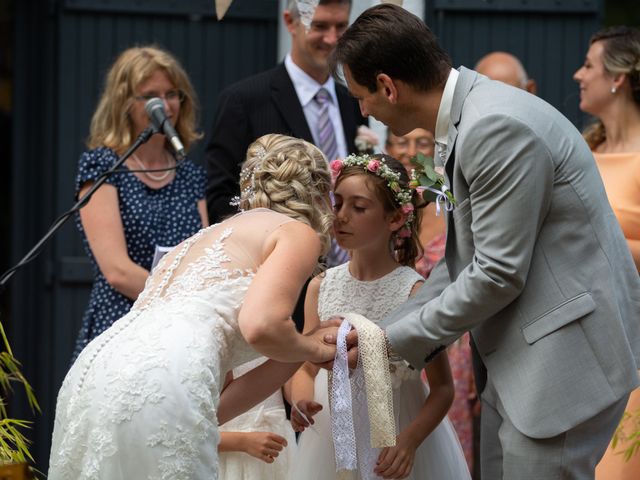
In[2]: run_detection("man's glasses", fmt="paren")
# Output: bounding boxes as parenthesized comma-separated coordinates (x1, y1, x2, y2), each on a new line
(134, 89, 185, 103)
(387, 138, 435, 151)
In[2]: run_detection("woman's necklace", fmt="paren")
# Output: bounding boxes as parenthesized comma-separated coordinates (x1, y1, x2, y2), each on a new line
(131, 151, 174, 182)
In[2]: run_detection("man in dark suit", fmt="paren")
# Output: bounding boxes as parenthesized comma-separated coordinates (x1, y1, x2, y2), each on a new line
(204, 0, 364, 224)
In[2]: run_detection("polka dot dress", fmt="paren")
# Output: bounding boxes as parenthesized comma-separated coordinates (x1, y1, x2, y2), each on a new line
(72, 147, 206, 362)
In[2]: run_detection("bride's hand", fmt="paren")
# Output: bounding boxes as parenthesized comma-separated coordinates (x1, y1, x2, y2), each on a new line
(304, 324, 338, 364)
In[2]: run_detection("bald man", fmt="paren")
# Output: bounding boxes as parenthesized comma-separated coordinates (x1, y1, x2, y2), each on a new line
(475, 51, 537, 94)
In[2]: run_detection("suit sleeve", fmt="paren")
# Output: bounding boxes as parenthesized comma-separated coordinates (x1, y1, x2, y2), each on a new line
(386, 114, 554, 369)
(204, 88, 251, 223)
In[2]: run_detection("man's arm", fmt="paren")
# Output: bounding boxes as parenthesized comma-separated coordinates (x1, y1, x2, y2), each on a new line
(204, 88, 251, 223)
(386, 115, 554, 368)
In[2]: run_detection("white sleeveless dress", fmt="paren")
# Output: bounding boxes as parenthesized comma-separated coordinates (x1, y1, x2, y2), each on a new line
(218, 357, 297, 479)
(49, 209, 293, 480)
(290, 263, 471, 480)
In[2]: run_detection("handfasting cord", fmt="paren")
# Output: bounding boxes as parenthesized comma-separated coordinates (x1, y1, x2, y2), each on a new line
(330, 313, 396, 478)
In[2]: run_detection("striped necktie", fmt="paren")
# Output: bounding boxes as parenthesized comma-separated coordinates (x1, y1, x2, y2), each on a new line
(314, 87, 338, 161)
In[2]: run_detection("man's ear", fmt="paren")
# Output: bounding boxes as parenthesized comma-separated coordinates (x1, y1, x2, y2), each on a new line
(525, 79, 537, 95)
(283, 10, 298, 34)
(377, 73, 398, 104)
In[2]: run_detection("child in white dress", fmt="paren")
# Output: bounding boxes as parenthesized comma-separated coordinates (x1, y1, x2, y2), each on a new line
(289, 154, 470, 480)
(218, 357, 297, 480)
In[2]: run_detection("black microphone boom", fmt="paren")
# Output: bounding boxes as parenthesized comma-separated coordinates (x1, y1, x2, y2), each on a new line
(144, 97, 187, 160)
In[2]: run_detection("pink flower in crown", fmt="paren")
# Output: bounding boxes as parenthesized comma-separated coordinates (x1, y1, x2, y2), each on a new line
(367, 160, 381, 173)
(398, 227, 412, 238)
(401, 203, 414, 214)
(330, 159, 344, 176)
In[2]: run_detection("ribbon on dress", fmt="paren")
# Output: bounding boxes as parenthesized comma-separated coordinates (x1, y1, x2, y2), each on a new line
(330, 313, 396, 479)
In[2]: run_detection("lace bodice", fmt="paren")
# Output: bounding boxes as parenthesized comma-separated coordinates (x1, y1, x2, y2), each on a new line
(318, 263, 422, 324)
(318, 263, 423, 387)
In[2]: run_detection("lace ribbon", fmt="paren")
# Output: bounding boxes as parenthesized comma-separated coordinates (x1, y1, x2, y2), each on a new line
(423, 185, 455, 215)
(330, 313, 396, 478)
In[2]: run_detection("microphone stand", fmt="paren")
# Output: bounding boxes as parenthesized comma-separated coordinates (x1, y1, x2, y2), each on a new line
(0, 126, 157, 292)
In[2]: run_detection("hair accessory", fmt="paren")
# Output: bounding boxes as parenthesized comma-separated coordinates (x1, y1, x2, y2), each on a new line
(330, 154, 415, 238)
(611, 86, 617, 94)
(409, 153, 456, 215)
(230, 143, 269, 210)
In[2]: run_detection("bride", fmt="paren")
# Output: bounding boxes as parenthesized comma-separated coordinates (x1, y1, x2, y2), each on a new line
(48, 134, 337, 479)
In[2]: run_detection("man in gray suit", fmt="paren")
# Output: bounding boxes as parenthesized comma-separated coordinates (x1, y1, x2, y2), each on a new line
(329, 4, 640, 478)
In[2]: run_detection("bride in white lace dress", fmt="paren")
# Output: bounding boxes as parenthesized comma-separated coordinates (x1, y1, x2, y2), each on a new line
(48, 134, 337, 480)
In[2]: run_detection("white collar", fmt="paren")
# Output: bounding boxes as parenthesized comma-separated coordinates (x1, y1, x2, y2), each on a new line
(284, 54, 337, 107)
(434, 68, 459, 147)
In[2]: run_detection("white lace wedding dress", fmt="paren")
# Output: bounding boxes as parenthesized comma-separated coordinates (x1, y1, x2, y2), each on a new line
(49, 209, 294, 480)
(290, 263, 471, 480)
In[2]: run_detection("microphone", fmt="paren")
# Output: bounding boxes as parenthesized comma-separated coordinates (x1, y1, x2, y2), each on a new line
(144, 97, 186, 160)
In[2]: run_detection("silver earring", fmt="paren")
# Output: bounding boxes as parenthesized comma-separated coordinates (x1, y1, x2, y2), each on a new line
(611, 86, 617, 94)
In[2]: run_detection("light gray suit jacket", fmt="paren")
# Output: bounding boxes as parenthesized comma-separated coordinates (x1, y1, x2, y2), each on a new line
(382, 67, 640, 439)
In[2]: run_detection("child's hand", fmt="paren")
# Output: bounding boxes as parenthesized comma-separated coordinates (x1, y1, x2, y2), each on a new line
(290, 399, 323, 432)
(242, 431, 288, 463)
(374, 432, 418, 479)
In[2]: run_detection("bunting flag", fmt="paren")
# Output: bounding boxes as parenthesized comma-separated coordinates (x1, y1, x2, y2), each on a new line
(215, 0, 233, 20)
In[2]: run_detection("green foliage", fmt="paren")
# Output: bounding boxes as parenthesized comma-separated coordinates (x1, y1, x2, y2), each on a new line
(0, 319, 39, 466)
(611, 407, 640, 462)
(409, 153, 456, 206)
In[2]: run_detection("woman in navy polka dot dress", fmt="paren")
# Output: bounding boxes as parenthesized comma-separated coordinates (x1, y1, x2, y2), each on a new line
(72, 46, 208, 362)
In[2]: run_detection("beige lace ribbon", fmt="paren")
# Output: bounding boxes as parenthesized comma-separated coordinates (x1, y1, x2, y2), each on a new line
(330, 313, 396, 478)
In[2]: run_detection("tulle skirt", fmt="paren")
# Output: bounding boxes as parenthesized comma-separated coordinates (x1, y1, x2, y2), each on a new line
(289, 369, 471, 480)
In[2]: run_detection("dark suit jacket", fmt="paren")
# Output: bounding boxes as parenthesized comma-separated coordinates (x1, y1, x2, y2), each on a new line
(204, 62, 365, 223)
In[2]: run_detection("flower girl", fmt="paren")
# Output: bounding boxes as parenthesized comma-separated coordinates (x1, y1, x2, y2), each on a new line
(289, 154, 470, 479)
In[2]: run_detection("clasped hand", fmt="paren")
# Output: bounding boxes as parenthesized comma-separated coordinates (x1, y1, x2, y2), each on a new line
(311, 317, 359, 369)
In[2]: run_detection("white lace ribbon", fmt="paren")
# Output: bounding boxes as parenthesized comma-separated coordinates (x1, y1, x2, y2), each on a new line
(330, 314, 396, 478)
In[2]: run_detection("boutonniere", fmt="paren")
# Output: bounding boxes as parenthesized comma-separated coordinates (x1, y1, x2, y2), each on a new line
(409, 152, 456, 213)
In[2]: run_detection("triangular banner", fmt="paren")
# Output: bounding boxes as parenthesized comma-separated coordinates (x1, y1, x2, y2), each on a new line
(215, 0, 233, 20)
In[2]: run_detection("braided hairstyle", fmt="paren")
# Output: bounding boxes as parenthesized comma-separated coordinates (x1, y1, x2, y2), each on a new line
(239, 134, 334, 257)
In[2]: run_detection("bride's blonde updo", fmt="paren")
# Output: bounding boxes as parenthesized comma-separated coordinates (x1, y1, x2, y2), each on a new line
(238, 134, 333, 256)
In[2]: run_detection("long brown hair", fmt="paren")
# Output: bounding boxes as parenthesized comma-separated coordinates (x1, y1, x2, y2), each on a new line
(334, 154, 424, 266)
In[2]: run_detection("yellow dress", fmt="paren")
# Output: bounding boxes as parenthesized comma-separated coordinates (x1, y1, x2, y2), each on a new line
(594, 152, 640, 480)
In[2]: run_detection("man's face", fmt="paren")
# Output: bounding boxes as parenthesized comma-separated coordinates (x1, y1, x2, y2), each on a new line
(287, 3, 350, 80)
(343, 65, 411, 136)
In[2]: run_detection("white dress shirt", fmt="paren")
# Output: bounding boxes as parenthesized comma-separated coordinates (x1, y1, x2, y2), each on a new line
(434, 68, 460, 165)
(285, 54, 348, 159)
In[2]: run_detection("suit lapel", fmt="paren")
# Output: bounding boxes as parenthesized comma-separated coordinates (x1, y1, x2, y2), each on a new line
(270, 64, 314, 142)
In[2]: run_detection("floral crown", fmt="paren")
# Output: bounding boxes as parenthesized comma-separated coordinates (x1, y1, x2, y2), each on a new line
(330, 154, 416, 239)
(329, 153, 456, 240)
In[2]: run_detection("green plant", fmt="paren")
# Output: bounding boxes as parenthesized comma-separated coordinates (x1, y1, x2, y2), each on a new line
(611, 407, 640, 462)
(0, 320, 39, 465)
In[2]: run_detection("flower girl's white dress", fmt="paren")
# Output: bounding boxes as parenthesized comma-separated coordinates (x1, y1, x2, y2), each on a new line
(218, 357, 297, 479)
(289, 263, 471, 480)
(48, 209, 294, 480)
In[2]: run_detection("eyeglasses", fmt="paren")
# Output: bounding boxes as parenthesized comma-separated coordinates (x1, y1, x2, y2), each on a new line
(387, 138, 435, 150)
(134, 89, 185, 103)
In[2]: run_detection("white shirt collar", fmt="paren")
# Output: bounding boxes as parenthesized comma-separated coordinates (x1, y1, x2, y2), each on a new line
(284, 54, 337, 107)
(434, 68, 460, 147)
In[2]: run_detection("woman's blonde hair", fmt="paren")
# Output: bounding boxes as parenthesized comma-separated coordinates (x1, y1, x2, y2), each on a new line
(238, 134, 333, 257)
(87, 45, 202, 154)
(583, 26, 640, 150)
